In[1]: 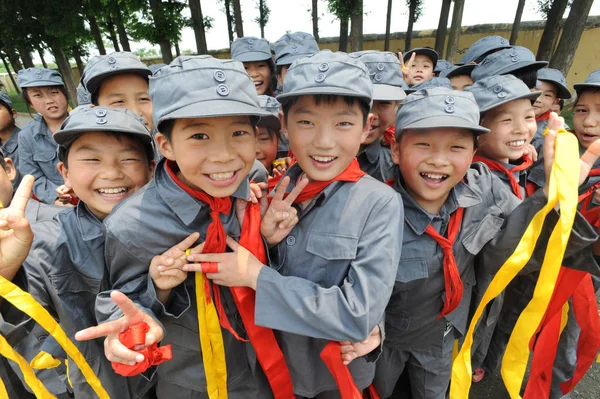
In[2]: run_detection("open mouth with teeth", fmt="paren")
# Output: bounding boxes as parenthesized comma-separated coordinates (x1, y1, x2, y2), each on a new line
(310, 155, 337, 168)
(254, 80, 264, 88)
(96, 187, 130, 199)
(420, 172, 449, 185)
(506, 140, 526, 148)
(204, 170, 239, 186)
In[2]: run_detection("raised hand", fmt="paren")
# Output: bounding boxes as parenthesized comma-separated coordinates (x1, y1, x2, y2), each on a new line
(75, 291, 164, 366)
(260, 176, 309, 246)
(0, 175, 34, 281)
(398, 51, 416, 82)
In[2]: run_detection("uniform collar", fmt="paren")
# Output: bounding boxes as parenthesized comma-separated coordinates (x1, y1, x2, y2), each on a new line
(393, 178, 482, 235)
(156, 158, 250, 226)
(361, 139, 383, 164)
(275, 161, 341, 207)
(1, 126, 20, 152)
(31, 114, 52, 139)
(76, 202, 104, 241)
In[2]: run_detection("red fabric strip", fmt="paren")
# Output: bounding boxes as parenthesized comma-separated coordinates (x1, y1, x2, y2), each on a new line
(320, 342, 363, 399)
(473, 155, 532, 199)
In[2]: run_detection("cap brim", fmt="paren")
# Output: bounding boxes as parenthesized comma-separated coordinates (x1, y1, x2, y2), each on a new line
(373, 84, 406, 101)
(257, 114, 281, 131)
(574, 83, 600, 94)
(233, 53, 273, 63)
(446, 64, 476, 79)
(277, 86, 371, 104)
(404, 49, 438, 65)
(479, 91, 542, 113)
(20, 80, 64, 88)
(54, 126, 153, 147)
(400, 115, 490, 136)
(86, 68, 151, 94)
(276, 54, 312, 66)
(500, 60, 548, 76)
(158, 100, 270, 127)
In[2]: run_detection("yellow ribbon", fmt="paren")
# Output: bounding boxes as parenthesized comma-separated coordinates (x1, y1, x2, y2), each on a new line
(560, 303, 570, 333)
(0, 333, 55, 398)
(451, 128, 579, 399)
(0, 275, 110, 399)
(30, 351, 61, 370)
(188, 249, 228, 399)
(0, 376, 8, 399)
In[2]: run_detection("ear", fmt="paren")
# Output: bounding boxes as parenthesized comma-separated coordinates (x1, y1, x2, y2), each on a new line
(155, 132, 175, 160)
(277, 73, 284, 88)
(148, 160, 157, 178)
(57, 161, 70, 188)
(360, 113, 375, 144)
(279, 109, 287, 136)
(3, 158, 16, 181)
(390, 135, 401, 165)
(10, 109, 17, 119)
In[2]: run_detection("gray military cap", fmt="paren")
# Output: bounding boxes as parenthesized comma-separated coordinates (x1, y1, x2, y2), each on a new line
(396, 87, 490, 139)
(405, 77, 452, 95)
(435, 59, 454, 76)
(444, 64, 476, 79)
(574, 68, 600, 94)
(148, 63, 167, 74)
(0, 92, 12, 109)
(77, 83, 92, 105)
(231, 37, 273, 63)
(277, 50, 373, 106)
(273, 32, 320, 66)
(349, 50, 406, 101)
(466, 74, 541, 114)
(150, 55, 269, 129)
(257, 95, 281, 131)
(537, 68, 571, 99)
(55, 106, 153, 161)
(17, 68, 64, 88)
(471, 46, 548, 82)
(82, 52, 151, 95)
(459, 36, 512, 65)
(403, 48, 439, 66)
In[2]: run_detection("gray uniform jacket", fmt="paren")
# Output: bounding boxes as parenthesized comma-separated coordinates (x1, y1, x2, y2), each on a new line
(17, 114, 63, 204)
(357, 140, 395, 183)
(385, 163, 598, 355)
(254, 162, 403, 397)
(2, 126, 22, 190)
(249, 159, 269, 184)
(1, 203, 153, 399)
(97, 159, 264, 395)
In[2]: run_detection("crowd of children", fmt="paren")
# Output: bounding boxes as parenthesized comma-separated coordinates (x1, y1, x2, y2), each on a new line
(0, 31, 598, 399)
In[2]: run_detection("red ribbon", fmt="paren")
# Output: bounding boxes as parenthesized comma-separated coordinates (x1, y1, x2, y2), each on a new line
(383, 125, 395, 147)
(112, 322, 172, 377)
(473, 155, 532, 200)
(536, 110, 551, 123)
(320, 343, 363, 399)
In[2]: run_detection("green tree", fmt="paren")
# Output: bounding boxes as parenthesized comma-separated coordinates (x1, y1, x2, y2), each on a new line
(550, 0, 594, 74)
(254, 0, 270, 39)
(445, 0, 464, 63)
(536, 0, 570, 61)
(327, 0, 355, 52)
(232, 0, 244, 38)
(405, 0, 424, 52)
(189, 0, 211, 54)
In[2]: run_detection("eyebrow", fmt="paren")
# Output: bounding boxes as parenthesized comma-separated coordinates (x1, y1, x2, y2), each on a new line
(105, 91, 148, 98)
(74, 145, 142, 153)
(182, 119, 252, 129)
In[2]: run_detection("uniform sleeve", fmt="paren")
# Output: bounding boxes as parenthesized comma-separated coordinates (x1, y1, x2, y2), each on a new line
(17, 131, 60, 204)
(249, 160, 269, 184)
(254, 193, 403, 343)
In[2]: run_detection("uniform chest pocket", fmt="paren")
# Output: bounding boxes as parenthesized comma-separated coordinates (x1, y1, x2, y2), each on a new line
(50, 271, 103, 331)
(462, 214, 504, 255)
(50, 271, 102, 295)
(32, 147, 57, 163)
(306, 232, 359, 260)
(396, 258, 429, 283)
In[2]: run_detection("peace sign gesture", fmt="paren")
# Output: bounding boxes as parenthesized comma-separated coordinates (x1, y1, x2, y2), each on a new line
(261, 175, 309, 246)
(0, 175, 34, 281)
(398, 51, 416, 82)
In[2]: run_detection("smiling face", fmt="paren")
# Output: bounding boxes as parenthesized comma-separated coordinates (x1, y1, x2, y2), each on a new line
(96, 74, 154, 131)
(392, 128, 476, 214)
(533, 81, 558, 118)
(365, 100, 399, 146)
(479, 99, 537, 162)
(255, 126, 279, 172)
(0, 104, 16, 133)
(573, 90, 600, 149)
(26, 86, 69, 122)
(243, 61, 272, 95)
(407, 55, 434, 87)
(282, 95, 372, 182)
(157, 115, 256, 197)
(58, 132, 154, 221)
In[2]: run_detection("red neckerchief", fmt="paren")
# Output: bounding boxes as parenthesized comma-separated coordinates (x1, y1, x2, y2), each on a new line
(536, 110, 551, 122)
(383, 125, 396, 147)
(112, 323, 172, 376)
(473, 155, 532, 200)
(424, 208, 465, 318)
(576, 168, 600, 227)
(165, 161, 294, 397)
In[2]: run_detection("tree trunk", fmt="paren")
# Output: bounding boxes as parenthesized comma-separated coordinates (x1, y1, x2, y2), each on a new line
(18, 46, 34, 68)
(224, 0, 234, 43)
(1, 55, 20, 93)
(114, 6, 132, 52)
(384, 0, 393, 51)
(435, 0, 452, 57)
(72, 46, 85, 76)
(510, 0, 527, 45)
(50, 44, 78, 106)
(189, 0, 208, 54)
(37, 46, 48, 68)
(87, 15, 106, 55)
(339, 17, 349, 52)
(232, 0, 244, 38)
(536, 0, 569, 61)
(312, 0, 319, 42)
(175, 42, 181, 57)
(445, 0, 465, 63)
(106, 17, 121, 51)
(6, 50, 23, 75)
(148, 0, 174, 63)
(349, 0, 363, 52)
(550, 0, 594, 75)
(405, 2, 416, 53)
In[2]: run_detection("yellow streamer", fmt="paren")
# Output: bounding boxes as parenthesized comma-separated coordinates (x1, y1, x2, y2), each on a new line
(30, 352, 61, 370)
(451, 129, 579, 399)
(0, 376, 8, 399)
(559, 303, 570, 333)
(188, 249, 228, 399)
(0, 276, 110, 399)
(0, 333, 55, 398)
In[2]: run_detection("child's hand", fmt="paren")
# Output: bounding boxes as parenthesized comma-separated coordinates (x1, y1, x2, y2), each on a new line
(272, 157, 292, 174)
(150, 232, 201, 297)
(0, 175, 34, 281)
(75, 291, 164, 366)
(339, 325, 381, 365)
(184, 236, 264, 290)
(235, 182, 269, 227)
(55, 185, 74, 205)
(261, 176, 309, 246)
(523, 143, 538, 162)
(398, 51, 416, 82)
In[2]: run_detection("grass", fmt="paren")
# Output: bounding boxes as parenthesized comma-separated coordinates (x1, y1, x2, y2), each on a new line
(7, 92, 29, 113)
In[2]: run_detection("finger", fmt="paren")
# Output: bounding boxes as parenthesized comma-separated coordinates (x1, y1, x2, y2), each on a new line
(182, 263, 205, 273)
(145, 323, 164, 347)
(581, 138, 600, 170)
(408, 52, 416, 67)
(5, 213, 33, 246)
(398, 52, 404, 69)
(158, 269, 186, 278)
(187, 253, 224, 263)
(340, 345, 355, 354)
(283, 176, 309, 206)
(172, 232, 201, 253)
(342, 352, 358, 366)
(107, 339, 145, 363)
(9, 175, 34, 215)
(273, 176, 291, 203)
(225, 235, 240, 252)
(110, 291, 146, 321)
(152, 255, 174, 269)
(279, 215, 298, 230)
(75, 319, 127, 341)
(189, 241, 206, 255)
(201, 262, 219, 274)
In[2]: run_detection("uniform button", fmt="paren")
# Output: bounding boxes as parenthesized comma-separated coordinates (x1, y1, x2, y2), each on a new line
(286, 236, 296, 246)
(374, 73, 383, 82)
(319, 62, 330, 72)
(95, 108, 107, 117)
(498, 91, 507, 98)
(511, 56, 520, 62)
(291, 43, 298, 49)
(248, 39, 254, 45)
(110, 64, 118, 70)
(96, 117, 107, 125)
(376, 62, 385, 71)
(108, 56, 116, 64)
(35, 72, 43, 78)
(315, 73, 326, 83)
(445, 96, 456, 104)
(501, 39, 509, 45)
(445, 104, 455, 113)
(217, 84, 229, 96)
(248, 45, 254, 51)
(292, 48, 299, 54)
(213, 70, 226, 82)
(493, 85, 503, 93)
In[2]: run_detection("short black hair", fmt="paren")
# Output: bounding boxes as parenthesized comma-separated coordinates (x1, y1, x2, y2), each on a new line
(21, 86, 70, 115)
(557, 98, 564, 111)
(280, 95, 371, 126)
(510, 68, 538, 89)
